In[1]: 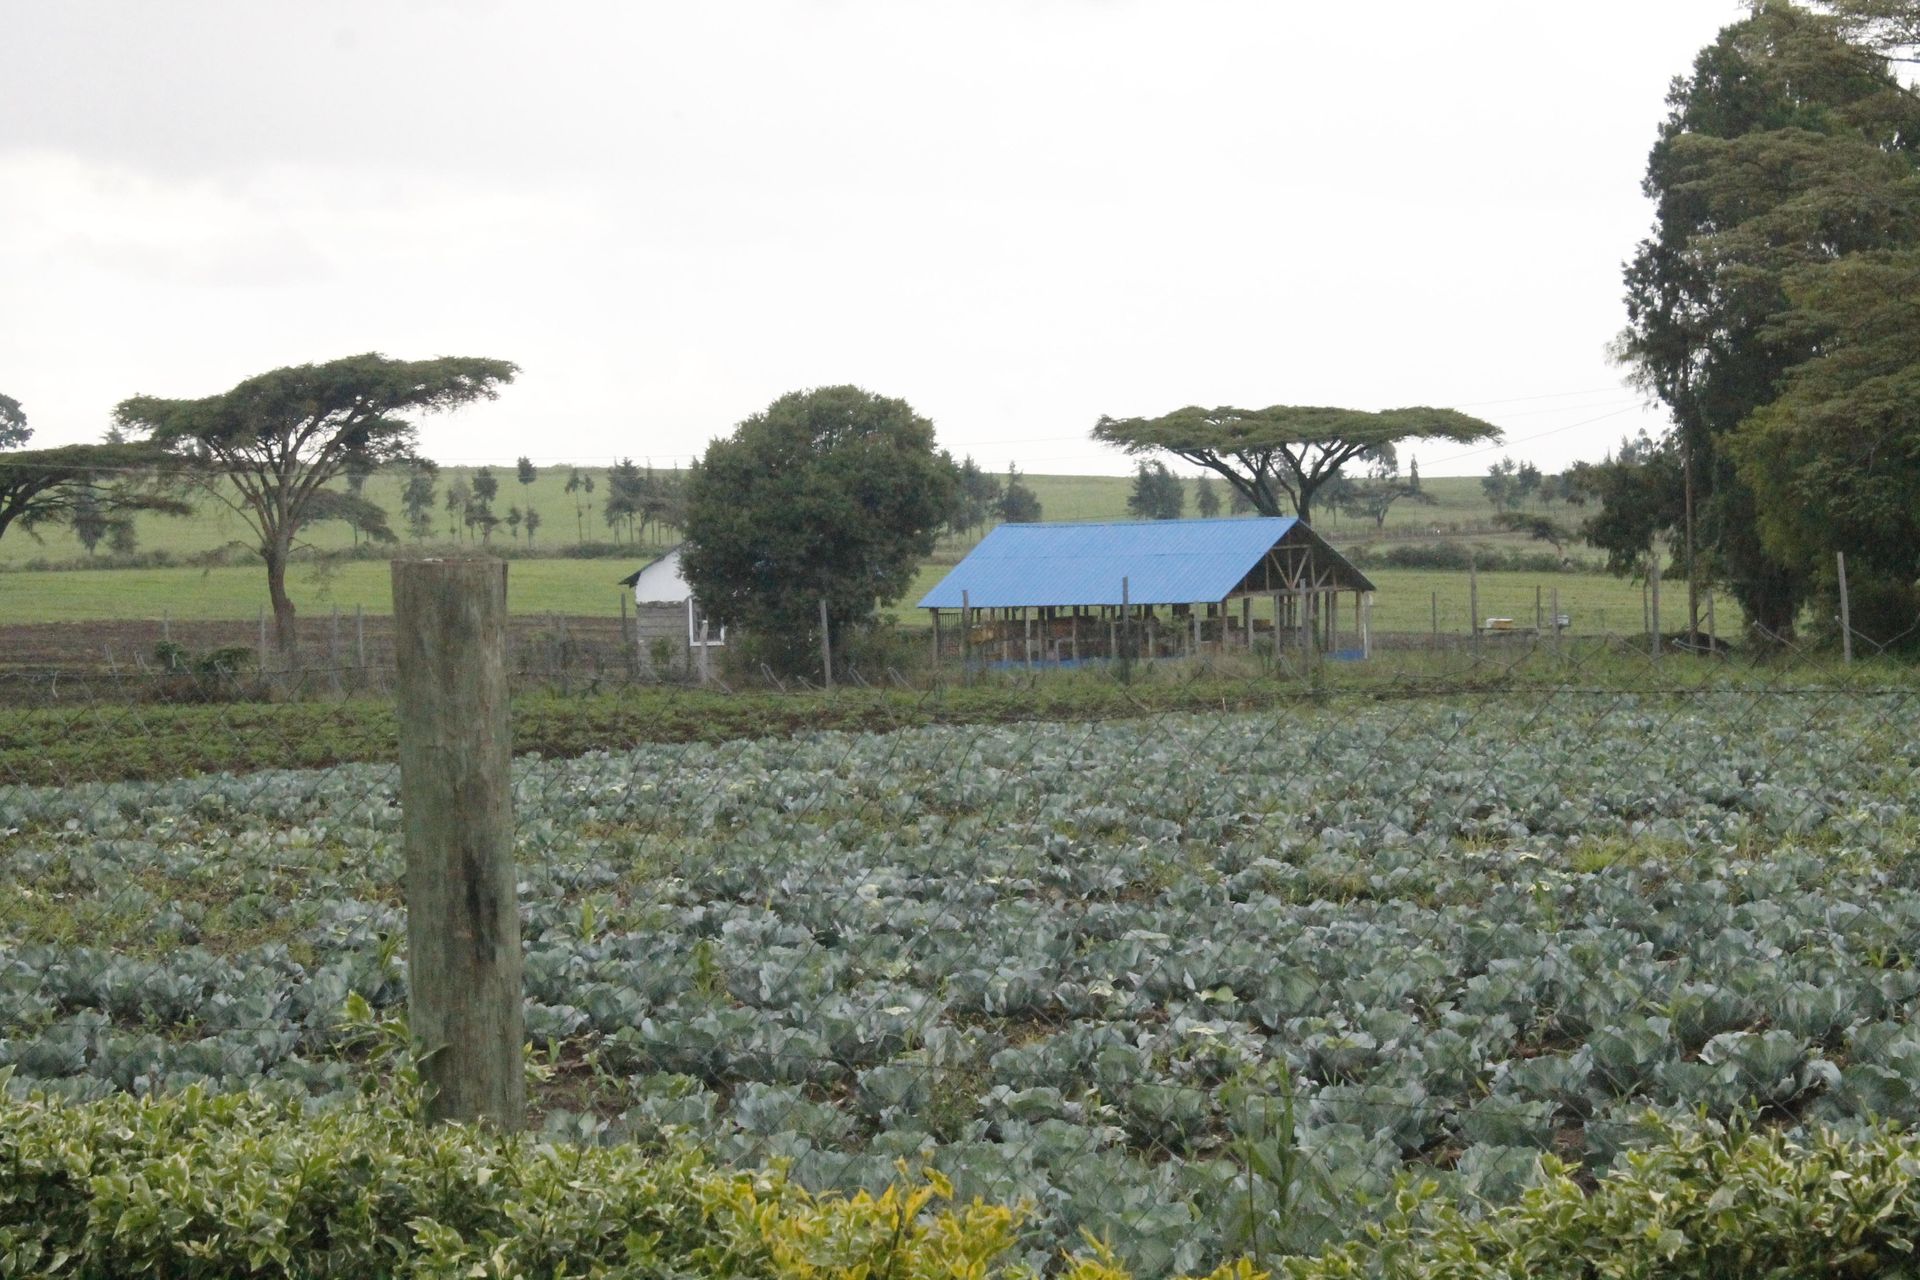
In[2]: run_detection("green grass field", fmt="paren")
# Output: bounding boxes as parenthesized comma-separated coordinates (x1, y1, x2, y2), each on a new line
(1, 463, 1638, 631)
(0, 468, 1570, 567)
(0, 554, 1671, 640)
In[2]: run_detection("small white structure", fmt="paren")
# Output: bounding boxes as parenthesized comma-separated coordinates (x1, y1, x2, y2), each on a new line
(619, 546, 724, 648)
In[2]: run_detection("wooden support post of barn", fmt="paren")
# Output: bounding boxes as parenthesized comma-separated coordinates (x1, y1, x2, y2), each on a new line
(389, 557, 524, 1131)
(961, 590, 972, 680)
(930, 608, 942, 681)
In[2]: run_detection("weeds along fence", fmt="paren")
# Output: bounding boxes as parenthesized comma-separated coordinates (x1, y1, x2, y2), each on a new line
(1, 559, 1918, 1275)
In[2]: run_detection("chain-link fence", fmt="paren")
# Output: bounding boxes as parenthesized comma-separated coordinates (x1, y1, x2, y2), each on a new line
(1, 567, 1917, 1275)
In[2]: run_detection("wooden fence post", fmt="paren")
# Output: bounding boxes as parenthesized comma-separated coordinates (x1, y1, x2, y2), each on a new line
(819, 597, 833, 690)
(1649, 553, 1662, 660)
(328, 605, 343, 697)
(1705, 590, 1718, 655)
(1837, 551, 1853, 664)
(390, 558, 524, 1130)
(1551, 585, 1561, 662)
(1469, 555, 1480, 663)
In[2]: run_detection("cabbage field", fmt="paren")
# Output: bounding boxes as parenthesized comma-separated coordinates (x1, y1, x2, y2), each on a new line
(3, 690, 1918, 1274)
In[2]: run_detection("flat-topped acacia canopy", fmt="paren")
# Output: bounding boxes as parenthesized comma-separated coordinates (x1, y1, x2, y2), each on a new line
(1093, 403, 1500, 522)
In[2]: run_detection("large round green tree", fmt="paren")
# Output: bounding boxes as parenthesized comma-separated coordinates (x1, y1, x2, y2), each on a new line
(682, 386, 959, 676)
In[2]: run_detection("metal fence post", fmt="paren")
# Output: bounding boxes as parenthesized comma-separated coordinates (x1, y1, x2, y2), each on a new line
(390, 557, 524, 1129)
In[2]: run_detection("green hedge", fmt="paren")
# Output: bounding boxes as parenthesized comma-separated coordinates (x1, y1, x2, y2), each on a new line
(6, 1081, 1920, 1279)
(1276, 1121, 1920, 1280)
(0, 1081, 1030, 1280)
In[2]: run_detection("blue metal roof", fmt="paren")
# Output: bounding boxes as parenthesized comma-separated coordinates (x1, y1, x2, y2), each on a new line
(918, 516, 1363, 609)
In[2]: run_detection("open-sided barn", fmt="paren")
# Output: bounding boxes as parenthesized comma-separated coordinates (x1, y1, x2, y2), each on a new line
(916, 516, 1374, 663)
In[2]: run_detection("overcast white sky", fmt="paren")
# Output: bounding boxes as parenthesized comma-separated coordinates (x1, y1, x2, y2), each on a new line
(5, 0, 1745, 477)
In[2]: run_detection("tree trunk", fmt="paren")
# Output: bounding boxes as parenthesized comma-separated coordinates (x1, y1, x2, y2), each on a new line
(265, 542, 298, 657)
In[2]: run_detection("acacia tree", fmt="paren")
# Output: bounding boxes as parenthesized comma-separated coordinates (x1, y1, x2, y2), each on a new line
(1093, 404, 1499, 524)
(682, 385, 959, 676)
(0, 395, 183, 546)
(116, 354, 516, 652)
(1337, 450, 1435, 531)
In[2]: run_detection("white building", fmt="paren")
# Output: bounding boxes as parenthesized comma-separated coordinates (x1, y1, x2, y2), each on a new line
(619, 546, 725, 648)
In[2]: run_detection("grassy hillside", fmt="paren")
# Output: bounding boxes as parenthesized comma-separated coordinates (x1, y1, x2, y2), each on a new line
(0, 554, 1670, 637)
(0, 467, 1572, 567)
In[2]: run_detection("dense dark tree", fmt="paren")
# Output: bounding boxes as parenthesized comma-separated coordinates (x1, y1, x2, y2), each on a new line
(946, 456, 1002, 539)
(401, 459, 439, 542)
(116, 353, 515, 651)
(1729, 248, 1920, 642)
(1569, 432, 1687, 579)
(1094, 404, 1498, 523)
(1481, 457, 1523, 511)
(1616, 2, 1920, 636)
(1194, 474, 1222, 517)
(564, 467, 589, 542)
(682, 386, 959, 676)
(1126, 460, 1186, 520)
(1, 394, 30, 450)
(603, 458, 643, 543)
(523, 506, 542, 548)
(998, 463, 1043, 524)
(444, 477, 470, 541)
